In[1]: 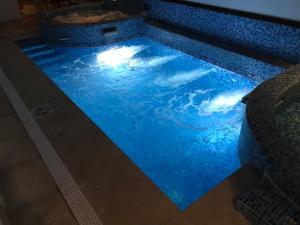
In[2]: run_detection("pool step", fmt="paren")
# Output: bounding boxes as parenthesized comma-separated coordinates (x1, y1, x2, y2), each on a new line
(38, 56, 66, 68)
(22, 44, 48, 53)
(23, 43, 67, 67)
(27, 49, 56, 58)
(25, 45, 53, 56)
(21, 42, 66, 67)
(30, 51, 62, 62)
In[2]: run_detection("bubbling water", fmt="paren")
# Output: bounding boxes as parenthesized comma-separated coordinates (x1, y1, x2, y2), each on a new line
(154, 68, 216, 88)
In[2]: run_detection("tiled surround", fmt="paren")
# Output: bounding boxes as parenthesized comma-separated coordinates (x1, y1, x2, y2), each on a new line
(276, 88, 300, 152)
(238, 64, 300, 206)
(40, 18, 144, 47)
(235, 178, 300, 225)
(145, 24, 283, 81)
(144, 0, 300, 63)
(39, 15, 284, 81)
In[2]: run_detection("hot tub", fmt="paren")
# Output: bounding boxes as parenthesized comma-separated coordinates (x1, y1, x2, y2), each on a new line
(238, 64, 300, 206)
(40, 3, 144, 47)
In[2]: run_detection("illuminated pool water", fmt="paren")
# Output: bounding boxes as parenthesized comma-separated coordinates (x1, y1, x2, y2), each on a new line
(22, 37, 257, 209)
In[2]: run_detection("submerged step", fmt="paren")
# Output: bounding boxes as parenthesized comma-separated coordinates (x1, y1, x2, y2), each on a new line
(36, 55, 66, 66)
(27, 49, 55, 58)
(38, 55, 65, 68)
(22, 44, 48, 53)
(31, 52, 61, 62)
(25, 46, 53, 55)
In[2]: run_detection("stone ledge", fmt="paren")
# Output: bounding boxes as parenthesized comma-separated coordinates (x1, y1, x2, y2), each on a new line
(241, 64, 300, 206)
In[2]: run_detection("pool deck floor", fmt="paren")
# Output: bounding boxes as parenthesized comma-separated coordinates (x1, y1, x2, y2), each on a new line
(0, 17, 259, 225)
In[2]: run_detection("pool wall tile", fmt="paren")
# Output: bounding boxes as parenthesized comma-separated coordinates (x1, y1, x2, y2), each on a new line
(40, 18, 144, 47)
(144, 0, 300, 63)
(145, 24, 284, 81)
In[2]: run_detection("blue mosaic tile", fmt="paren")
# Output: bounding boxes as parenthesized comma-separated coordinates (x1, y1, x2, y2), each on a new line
(238, 65, 300, 207)
(145, 24, 284, 81)
(40, 18, 144, 47)
(144, 0, 300, 63)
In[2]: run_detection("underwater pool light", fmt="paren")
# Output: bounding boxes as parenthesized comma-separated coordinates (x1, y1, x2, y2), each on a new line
(97, 45, 146, 67)
(200, 89, 249, 114)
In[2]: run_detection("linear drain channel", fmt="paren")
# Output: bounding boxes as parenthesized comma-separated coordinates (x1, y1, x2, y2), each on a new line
(0, 68, 103, 225)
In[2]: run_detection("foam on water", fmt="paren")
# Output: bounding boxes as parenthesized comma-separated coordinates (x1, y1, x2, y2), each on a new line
(154, 68, 216, 88)
(128, 55, 179, 68)
(198, 89, 251, 115)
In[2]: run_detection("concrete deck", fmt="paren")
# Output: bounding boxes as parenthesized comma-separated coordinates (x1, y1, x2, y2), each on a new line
(0, 17, 258, 225)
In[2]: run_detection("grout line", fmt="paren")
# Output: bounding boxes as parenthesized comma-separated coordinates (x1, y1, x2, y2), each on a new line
(0, 67, 104, 225)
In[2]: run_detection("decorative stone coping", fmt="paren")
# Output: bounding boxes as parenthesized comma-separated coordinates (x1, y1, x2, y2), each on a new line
(245, 64, 300, 206)
(46, 3, 138, 26)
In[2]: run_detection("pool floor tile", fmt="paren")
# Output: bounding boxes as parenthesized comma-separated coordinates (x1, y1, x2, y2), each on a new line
(0, 133, 37, 172)
(165, 216, 198, 225)
(0, 132, 77, 225)
(87, 157, 179, 225)
(0, 87, 5, 97)
(18, 81, 65, 110)
(0, 95, 15, 117)
(0, 115, 24, 140)
(186, 166, 258, 225)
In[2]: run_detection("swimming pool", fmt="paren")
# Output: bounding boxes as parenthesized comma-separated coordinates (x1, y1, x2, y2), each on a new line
(21, 37, 257, 209)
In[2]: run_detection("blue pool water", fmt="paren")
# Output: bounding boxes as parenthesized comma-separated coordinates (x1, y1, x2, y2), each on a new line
(22, 37, 257, 209)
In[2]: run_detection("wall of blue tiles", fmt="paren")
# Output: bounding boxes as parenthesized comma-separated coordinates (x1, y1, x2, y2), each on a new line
(144, 0, 300, 63)
(40, 18, 144, 47)
(145, 24, 284, 81)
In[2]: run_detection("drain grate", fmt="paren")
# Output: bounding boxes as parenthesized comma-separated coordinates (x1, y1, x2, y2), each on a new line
(235, 178, 300, 225)
(31, 105, 52, 118)
(0, 68, 104, 225)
